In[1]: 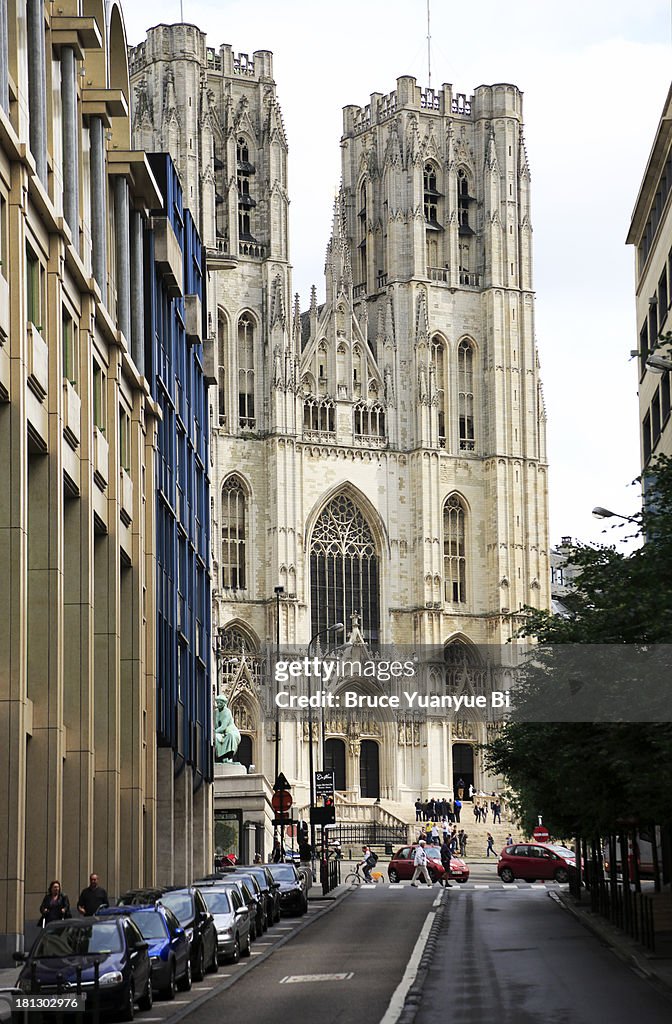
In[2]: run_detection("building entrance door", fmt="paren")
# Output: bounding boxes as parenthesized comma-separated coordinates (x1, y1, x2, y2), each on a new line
(325, 738, 346, 791)
(359, 740, 380, 798)
(452, 743, 474, 797)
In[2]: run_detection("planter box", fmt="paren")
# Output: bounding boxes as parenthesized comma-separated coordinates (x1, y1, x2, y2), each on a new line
(63, 379, 81, 448)
(153, 218, 183, 298)
(93, 427, 109, 489)
(27, 323, 48, 401)
(119, 468, 133, 525)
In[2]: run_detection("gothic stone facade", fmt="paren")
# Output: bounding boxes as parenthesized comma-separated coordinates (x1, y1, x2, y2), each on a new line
(130, 25, 550, 818)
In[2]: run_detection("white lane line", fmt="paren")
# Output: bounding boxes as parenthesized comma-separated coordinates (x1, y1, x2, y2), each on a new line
(473, 884, 490, 889)
(378, 900, 437, 1024)
(502, 885, 520, 890)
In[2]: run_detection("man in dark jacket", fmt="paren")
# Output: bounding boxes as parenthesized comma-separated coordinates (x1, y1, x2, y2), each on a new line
(439, 839, 454, 887)
(77, 873, 108, 915)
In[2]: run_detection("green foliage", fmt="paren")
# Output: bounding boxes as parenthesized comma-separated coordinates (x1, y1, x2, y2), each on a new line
(483, 455, 672, 836)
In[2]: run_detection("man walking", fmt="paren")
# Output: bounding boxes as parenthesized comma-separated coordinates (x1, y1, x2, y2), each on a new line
(454, 797, 462, 823)
(486, 833, 496, 858)
(493, 801, 502, 824)
(440, 838, 454, 887)
(77, 873, 108, 915)
(459, 830, 467, 857)
(411, 840, 433, 886)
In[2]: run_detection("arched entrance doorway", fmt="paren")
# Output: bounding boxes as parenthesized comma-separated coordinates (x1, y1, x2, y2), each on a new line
(325, 738, 346, 791)
(234, 734, 253, 770)
(452, 743, 474, 796)
(360, 740, 380, 798)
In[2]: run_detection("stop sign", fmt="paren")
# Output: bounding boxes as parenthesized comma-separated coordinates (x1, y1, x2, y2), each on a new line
(271, 790, 293, 813)
(533, 825, 550, 843)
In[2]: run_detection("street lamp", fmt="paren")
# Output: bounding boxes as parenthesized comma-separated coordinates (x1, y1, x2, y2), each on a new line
(306, 622, 344, 874)
(591, 507, 638, 523)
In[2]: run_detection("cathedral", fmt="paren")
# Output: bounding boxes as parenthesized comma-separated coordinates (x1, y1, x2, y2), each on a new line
(129, 23, 550, 849)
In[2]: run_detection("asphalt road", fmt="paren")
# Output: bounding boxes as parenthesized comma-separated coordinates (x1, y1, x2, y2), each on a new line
(183, 883, 437, 1024)
(416, 884, 672, 1024)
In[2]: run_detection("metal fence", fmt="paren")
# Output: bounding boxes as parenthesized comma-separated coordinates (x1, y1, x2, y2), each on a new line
(589, 877, 656, 952)
(326, 823, 408, 847)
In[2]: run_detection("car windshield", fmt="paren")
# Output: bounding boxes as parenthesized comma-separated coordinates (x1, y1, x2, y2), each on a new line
(237, 874, 261, 894)
(267, 866, 297, 882)
(160, 893, 194, 926)
(202, 892, 231, 914)
(133, 913, 167, 940)
(244, 869, 267, 888)
(34, 923, 122, 957)
(425, 848, 441, 860)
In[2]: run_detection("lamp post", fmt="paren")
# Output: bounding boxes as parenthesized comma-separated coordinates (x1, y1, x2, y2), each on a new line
(591, 507, 638, 524)
(306, 622, 344, 874)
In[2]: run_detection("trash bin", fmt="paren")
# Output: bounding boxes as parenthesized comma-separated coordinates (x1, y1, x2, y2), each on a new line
(385, 843, 393, 856)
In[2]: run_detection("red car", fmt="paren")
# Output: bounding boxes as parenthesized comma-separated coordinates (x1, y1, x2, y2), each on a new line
(497, 843, 570, 883)
(387, 845, 470, 883)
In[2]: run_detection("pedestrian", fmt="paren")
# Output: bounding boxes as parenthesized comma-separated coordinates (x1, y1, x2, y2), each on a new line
(486, 833, 496, 858)
(440, 838, 454, 887)
(459, 830, 467, 856)
(493, 801, 502, 825)
(272, 839, 283, 863)
(431, 822, 440, 845)
(482, 804, 488, 823)
(456, 777, 465, 800)
(77, 873, 108, 916)
(468, 783, 475, 800)
(410, 840, 433, 887)
(506, 833, 513, 847)
(415, 798, 422, 822)
(473, 801, 480, 822)
(454, 798, 462, 823)
(39, 880, 71, 926)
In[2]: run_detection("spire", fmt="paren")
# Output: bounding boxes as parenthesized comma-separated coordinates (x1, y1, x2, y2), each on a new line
(310, 285, 318, 336)
(415, 289, 429, 347)
(324, 188, 352, 304)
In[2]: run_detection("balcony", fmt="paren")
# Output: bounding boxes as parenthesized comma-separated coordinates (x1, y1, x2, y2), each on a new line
(184, 294, 202, 344)
(93, 427, 109, 490)
(119, 468, 133, 526)
(62, 379, 81, 449)
(27, 323, 48, 401)
(0, 273, 8, 343)
(153, 218, 183, 298)
(459, 270, 481, 288)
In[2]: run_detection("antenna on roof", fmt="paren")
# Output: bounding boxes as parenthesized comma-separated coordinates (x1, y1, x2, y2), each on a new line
(180, 1, 184, 21)
(427, 0, 432, 88)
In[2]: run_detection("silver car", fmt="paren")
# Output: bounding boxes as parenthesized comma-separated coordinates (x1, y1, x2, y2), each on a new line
(200, 887, 251, 963)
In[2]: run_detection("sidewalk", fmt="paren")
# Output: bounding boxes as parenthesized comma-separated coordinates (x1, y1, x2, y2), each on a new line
(556, 891, 672, 994)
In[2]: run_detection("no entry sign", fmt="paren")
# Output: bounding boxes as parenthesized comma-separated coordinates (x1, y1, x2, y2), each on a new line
(533, 825, 550, 843)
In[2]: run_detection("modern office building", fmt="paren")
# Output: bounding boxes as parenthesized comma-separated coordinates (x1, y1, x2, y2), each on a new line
(627, 82, 672, 468)
(129, 23, 550, 850)
(0, 1, 211, 962)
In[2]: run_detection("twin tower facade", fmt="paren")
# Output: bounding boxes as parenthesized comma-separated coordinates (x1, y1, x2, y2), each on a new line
(129, 23, 549, 810)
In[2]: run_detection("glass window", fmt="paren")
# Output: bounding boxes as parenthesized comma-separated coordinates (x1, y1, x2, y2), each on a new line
(62, 310, 78, 389)
(431, 335, 447, 447)
(458, 340, 475, 450)
(202, 891, 232, 915)
(119, 406, 131, 472)
(443, 495, 467, 604)
(93, 359, 107, 433)
(26, 243, 45, 333)
(221, 476, 247, 590)
(238, 316, 255, 428)
(0, 193, 7, 279)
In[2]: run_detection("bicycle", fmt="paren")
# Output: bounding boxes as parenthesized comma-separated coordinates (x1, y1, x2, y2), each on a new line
(344, 864, 364, 887)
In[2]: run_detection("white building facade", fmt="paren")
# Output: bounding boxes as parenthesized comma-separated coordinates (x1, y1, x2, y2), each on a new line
(129, 25, 550, 832)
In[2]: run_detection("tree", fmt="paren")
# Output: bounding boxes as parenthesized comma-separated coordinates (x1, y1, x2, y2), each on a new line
(484, 454, 672, 838)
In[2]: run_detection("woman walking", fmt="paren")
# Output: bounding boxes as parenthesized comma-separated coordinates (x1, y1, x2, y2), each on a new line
(39, 880, 71, 926)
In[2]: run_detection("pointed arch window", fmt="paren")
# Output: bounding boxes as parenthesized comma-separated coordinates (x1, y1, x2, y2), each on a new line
(458, 339, 475, 451)
(353, 402, 385, 440)
(423, 162, 442, 229)
(238, 315, 255, 429)
(430, 334, 447, 448)
(310, 494, 380, 645)
(221, 477, 247, 590)
(443, 495, 466, 603)
(237, 137, 256, 240)
(303, 398, 335, 435)
(457, 169, 474, 234)
(358, 181, 367, 287)
(218, 311, 228, 426)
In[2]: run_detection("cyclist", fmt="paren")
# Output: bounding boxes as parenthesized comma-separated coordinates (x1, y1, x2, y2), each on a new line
(359, 845, 377, 884)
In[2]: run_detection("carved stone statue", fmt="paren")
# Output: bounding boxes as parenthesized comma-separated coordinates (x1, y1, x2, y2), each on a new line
(214, 694, 241, 761)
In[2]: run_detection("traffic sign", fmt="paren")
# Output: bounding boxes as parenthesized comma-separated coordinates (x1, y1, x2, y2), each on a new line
(273, 772, 291, 791)
(533, 825, 550, 843)
(272, 790, 293, 813)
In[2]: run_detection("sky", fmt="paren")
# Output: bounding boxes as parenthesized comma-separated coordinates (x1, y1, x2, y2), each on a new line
(121, 0, 672, 550)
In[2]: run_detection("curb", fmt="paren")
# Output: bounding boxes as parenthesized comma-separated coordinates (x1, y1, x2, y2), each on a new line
(159, 884, 353, 1024)
(553, 891, 672, 999)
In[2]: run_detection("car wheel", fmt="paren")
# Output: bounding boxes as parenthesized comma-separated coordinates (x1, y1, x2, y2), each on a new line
(207, 940, 219, 974)
(176, 957, 192, 993)
(388, 869, 400, 883)
(274, 906, 281, 924)
(118, 982, 134, 1022)
(228, 937, 240, 964)
(500, 867, 515, 883)
(241, 931, 251, 958)
(138, 974, 153, 1012)
(455, 877, 467, 884)
(193, 944, 205, 982)
(161, 963, 176, 1001)
(554, 868, 569, 884)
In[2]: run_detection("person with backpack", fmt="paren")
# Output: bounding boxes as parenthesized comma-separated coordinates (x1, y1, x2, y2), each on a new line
(359, 845, 378, 884)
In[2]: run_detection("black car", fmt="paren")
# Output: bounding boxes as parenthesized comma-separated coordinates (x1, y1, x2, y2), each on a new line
(263, 863, 308, 916)
(119, 886, 218, 982)
(14, 916, 152, 1021)
(232, 866, 281, 926)
(231, 873, 268, 934)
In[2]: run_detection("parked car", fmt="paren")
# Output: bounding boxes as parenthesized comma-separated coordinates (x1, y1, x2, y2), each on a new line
(14, 917, 152, 1021)
(387, 845, 470, 884)
(232, 866, 281, 926)
(262, 863, 308, 915)
(498, 843, 571, 883)
(199, 886, 251, 963)
(545, 844, 577, 867)
(97, 904, 191, 999)
(211, 878, 264, 941)
(231, 873, 269, 935)
(119, 886, 218, 981)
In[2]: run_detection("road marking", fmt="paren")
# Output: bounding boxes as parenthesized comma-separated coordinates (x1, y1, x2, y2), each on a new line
(473, 884, 490, 889)
(279, 972, 354, 984)
(254, 942, 273, 946)
(379, 899, 437, 1024)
